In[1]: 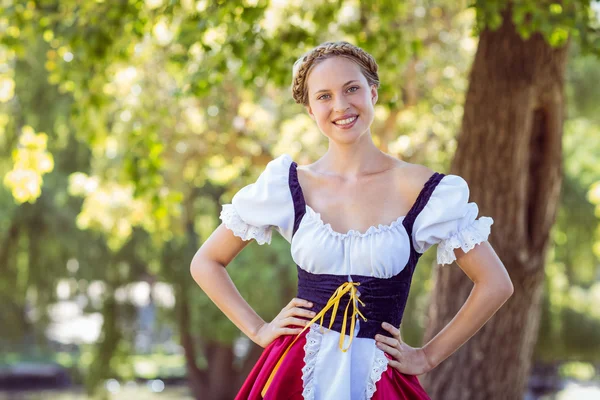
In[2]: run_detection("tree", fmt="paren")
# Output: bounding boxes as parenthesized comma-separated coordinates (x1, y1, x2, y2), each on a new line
(2, 1, 600, 399)
(2, 1, 473, 397)
(422, 2, 599, 399)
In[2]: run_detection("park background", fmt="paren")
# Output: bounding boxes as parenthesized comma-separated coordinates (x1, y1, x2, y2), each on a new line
(1, 0, 600, 399)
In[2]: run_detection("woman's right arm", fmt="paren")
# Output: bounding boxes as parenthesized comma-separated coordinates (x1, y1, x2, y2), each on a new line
(190, 224, 315, 347)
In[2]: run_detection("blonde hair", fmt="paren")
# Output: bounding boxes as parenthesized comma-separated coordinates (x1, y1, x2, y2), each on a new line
(291, 41, 380, 106)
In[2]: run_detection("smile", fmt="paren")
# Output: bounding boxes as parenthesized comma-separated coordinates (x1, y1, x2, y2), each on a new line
(333, 116, 358, 127)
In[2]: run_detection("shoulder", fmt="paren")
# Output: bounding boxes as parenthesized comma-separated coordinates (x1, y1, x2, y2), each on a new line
(253, 153, 294, 184)
(265, 153, 294, 172)
(391, 159, 437, 201)
(232, 154, 294, 202)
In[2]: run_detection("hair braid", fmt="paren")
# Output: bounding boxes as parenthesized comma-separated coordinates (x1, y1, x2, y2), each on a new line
(292, 41, 380, 106)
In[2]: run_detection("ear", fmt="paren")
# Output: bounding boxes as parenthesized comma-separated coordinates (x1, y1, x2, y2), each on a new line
(305, 104, 315, 121)
(370, 84, 378, 105)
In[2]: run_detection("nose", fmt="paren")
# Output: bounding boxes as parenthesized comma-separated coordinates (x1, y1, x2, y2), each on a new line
(333, 95, 350, 113)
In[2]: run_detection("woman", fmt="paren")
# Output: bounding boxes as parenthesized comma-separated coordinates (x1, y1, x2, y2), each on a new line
(190, 41, 513, 399)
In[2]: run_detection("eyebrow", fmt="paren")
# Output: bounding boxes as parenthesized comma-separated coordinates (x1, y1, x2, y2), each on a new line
(314, 80, 359, 95)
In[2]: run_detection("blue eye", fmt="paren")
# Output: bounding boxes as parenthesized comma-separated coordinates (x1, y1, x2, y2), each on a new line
(317, 86, 359, 100)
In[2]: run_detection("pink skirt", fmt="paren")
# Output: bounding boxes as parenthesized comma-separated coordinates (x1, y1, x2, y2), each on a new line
(236, 329, 431, 399)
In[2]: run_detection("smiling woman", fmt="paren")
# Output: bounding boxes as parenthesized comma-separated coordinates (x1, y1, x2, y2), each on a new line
(190, 41, 512, 400)
(291, 42, 381, 146)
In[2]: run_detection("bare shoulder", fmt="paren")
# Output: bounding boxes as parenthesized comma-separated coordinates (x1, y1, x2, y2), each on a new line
(391, 159, 437, 201)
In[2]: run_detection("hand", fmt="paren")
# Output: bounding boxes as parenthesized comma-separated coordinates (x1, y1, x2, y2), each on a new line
(252, 297, 317, 348)
(375, 322, 434, 376)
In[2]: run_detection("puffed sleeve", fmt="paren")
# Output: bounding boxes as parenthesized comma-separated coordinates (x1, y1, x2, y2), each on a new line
(219, 154, 295, 245)
(412, 174, 494, 266)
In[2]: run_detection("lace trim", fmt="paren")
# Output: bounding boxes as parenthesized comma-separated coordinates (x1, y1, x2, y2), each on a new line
(219, 204, 272, 245)
(437, 216, 494, 265)
(301, 325, 323, 399)
(366, 348, 389, 399)
(305, 205, 405, 239)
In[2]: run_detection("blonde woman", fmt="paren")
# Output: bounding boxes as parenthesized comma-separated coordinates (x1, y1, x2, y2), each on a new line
(191, 41, 513, 399)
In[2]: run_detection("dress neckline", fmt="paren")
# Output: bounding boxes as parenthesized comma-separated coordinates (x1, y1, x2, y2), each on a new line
(304, 204, 406, 239)
(288, 155, 442, 239)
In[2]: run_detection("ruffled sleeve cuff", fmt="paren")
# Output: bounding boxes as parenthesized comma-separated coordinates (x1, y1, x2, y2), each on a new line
(219, 204, 273, 245)
(412, 174, 493, 266)
(436, 216, 493, 266)
(218, 154, 295, 245)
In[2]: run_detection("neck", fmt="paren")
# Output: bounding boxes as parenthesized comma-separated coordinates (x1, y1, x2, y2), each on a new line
(318, 130, 392, 179)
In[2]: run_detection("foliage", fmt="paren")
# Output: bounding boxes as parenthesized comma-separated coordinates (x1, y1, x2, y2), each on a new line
(473, 0, 600, 52)
(1, 0, 600, 396)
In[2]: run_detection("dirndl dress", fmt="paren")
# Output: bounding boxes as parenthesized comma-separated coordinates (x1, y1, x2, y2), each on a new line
(219, 154, 493, 399)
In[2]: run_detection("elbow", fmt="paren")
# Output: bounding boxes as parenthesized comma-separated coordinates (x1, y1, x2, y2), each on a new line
(499, 277, 514, 300)
(189, 259, 197, 278)
(480, 275, 513, 303)
(189, 252, 205, 281)
(504, 282, 514, 299)
(190, 252, 225, 284)
(189, 260, 199, 282)
(495, 261, 514, 300)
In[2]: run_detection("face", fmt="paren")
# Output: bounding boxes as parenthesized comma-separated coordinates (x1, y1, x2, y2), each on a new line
(305, 56, 378, 144)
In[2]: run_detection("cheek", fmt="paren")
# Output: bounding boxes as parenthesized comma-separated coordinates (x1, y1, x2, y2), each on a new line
(359, 94, 373, 108)
(359, 97, 375, 117)
(313, 106, 330, 124)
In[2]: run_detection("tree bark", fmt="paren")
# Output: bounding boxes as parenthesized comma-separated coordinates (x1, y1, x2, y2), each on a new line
(422, 9, 568, 400)
(178, 292, 208, 400)
(204, 340, 236, 400)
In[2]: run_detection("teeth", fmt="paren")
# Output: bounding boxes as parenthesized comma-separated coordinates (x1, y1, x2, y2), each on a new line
(334, 116, 357, 125)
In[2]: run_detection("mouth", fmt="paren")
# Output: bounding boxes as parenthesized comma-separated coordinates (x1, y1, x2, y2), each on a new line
(332, 115, 358, 129)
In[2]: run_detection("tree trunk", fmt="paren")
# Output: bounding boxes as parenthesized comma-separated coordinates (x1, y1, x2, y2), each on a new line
(205, 341, 236, 400)
(422, 9, 569, 400)
(177, 285, 208, 400)
(179, 211, 264, 400)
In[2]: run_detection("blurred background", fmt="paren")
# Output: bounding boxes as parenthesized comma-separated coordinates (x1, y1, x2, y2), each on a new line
(1, 0, 600, 399)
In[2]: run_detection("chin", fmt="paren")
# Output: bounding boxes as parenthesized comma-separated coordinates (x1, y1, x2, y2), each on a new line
(328, 131, 365, 144)
(323, 122, 362, 139)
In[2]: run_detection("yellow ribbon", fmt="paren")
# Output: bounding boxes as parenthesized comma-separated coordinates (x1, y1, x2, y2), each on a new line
(261, 281, 367, 397)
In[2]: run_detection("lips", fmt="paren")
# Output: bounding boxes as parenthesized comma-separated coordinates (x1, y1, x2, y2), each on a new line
(332, 115, 358, 129)
(332, 114, 358, 124)
(332, 115, 358, 126)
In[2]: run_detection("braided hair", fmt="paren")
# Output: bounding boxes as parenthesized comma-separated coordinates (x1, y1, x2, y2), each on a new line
(291, 41, 380, 106)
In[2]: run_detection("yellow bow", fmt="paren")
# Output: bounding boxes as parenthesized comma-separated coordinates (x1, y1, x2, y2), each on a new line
(261, 281, 367, 397)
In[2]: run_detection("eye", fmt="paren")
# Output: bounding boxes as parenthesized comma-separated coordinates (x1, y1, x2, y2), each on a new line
(317, 86, 358, 100)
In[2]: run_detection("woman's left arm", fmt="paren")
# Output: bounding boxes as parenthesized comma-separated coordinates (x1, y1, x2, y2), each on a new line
(376, 241, 513, 375)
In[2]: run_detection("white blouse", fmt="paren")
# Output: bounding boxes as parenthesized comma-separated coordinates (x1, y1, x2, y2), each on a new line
(219, 153, 493, 399)
(220, 153, 493, 270)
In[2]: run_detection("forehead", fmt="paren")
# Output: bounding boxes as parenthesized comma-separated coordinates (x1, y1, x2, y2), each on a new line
(306, 56, 366, 93)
